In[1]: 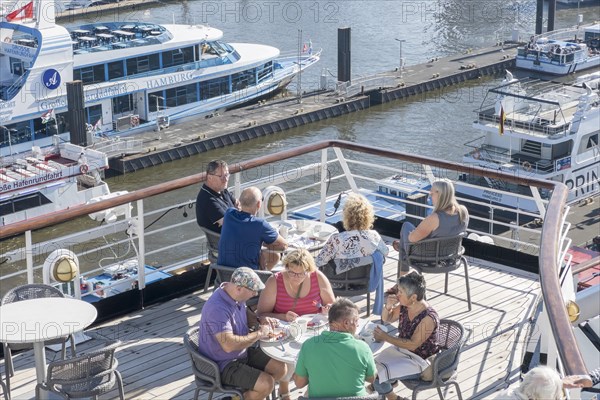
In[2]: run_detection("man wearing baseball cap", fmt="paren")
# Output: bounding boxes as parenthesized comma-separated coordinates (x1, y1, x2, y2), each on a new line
(199, 267, 286, 400)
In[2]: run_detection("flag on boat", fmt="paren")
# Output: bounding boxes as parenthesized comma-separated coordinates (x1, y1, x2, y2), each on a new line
(6, 1, 34, 22)
(93, 118, 102, 131)
(302, 43, 308, 53)
(499, 105, 506, 135)
(41, 109, 55, 124)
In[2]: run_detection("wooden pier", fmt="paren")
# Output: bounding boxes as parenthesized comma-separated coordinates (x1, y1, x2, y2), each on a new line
(107, 44, 517, 174)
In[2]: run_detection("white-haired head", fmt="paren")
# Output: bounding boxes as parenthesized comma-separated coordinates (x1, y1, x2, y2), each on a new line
(517, 366, 563, 400)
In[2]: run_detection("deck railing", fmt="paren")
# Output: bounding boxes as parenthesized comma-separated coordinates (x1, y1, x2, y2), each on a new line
(0, 140, 588, 382)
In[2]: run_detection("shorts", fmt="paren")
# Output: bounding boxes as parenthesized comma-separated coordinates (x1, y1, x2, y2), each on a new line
(221, 347, 272, 390)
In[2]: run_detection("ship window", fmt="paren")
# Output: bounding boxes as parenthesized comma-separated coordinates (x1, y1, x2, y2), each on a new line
(75, 65, 105, 84)
(85, 104, 102, 126)
(201, 77, 230, 100)
(10, 57, 24, 76)
(112, 94, 134, 114)
(108, 61, 125, 80)
(165, 83, 198, 108)
(257, 62, 273, 82)
(232, 70, 256, 91)
(0, 121, 32, 148)
(148, 91, 164, 112)
(586, 133, 598, 149)
(162, 47, 194, 68)
(0, 192, 52, 216)
(126, 54, 159, 76)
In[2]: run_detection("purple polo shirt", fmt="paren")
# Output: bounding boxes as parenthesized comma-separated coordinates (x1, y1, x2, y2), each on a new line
(198, 284, 250, 371)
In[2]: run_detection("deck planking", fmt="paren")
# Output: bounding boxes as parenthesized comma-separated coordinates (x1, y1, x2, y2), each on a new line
(1, 247, 540, 400)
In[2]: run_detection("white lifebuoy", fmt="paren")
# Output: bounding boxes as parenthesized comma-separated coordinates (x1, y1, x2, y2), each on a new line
(80, 164, 89, 174)
(522, 161, 532, 172)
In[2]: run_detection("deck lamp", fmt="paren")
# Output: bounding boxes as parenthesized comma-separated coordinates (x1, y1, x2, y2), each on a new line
(43, 249, 79, 283)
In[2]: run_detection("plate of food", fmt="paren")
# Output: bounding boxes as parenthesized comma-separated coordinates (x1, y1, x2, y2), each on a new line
(305, 314, 328, 329)
(260, 327, 289, 343)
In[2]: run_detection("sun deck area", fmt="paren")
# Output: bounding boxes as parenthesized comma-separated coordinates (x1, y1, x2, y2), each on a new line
(2, 245, 540, 400)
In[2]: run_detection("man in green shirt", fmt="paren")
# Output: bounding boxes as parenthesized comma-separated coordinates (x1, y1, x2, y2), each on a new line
(293, 298, 376, 397)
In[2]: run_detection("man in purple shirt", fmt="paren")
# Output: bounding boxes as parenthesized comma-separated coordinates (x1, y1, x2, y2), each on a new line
(198, 267, 286, 400)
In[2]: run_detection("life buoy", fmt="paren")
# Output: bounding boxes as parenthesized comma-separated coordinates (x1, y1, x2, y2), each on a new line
(80, 164, 89, 174)
(522, 161, 532, 172)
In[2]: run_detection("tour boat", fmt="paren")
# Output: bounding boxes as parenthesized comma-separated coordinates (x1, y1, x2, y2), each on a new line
(0, 0, 320, 155)
(516, 23, 600, 75)
(0, 139, 110, 226)
(459, 71, 599, 215)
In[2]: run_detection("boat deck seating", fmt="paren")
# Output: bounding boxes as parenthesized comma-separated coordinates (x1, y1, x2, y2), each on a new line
(0, 239, 544, 400)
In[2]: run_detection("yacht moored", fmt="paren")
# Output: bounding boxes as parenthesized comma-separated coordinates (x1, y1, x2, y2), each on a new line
(0, 0, 320, 155)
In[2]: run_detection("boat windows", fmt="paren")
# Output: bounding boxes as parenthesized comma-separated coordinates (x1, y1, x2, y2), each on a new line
(0, 192, 52, 216)
(10, 58, 25, 76)
(201, 77, 230, 100)
(257, 62, 273, 82)
(232, 71, 256, 91)
(74, 65, 105, 85)
(126, 54, 159, 76)
(86, 105, 103, 126)
(162, 47, 194, 68)
(166, 83, 198, 108)
(108, 61, 125, 80)
(112, 94, 135, 115)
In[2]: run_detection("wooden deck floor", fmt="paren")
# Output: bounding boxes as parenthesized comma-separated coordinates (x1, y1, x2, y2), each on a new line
(3, 247, 540, 400)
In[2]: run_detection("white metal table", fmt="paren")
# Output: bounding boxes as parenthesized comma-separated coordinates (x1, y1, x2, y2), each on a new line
(260, 316, 383, 364)
(270, 220, 337, 253)
(0, 297, 97, 386)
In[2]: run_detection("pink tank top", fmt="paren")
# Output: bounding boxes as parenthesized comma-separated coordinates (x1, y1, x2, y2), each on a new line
(273, 271, 322, 315)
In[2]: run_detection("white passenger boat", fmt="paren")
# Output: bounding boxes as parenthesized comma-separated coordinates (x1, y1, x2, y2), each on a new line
(516, 23, 600, 75)
(459, 71, 600, 216)
(0, 138, 110, 226)
(0, 141, 598, 398)
(0, 0, 320, 155)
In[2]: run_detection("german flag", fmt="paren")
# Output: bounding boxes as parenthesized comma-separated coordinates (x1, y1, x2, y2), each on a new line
(499, 105, 506, 135)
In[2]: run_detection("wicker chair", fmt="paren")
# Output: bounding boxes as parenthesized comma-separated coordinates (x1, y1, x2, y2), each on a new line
(201, 227, 222, 293)
(1, 284, 76, 394)
(320, 260, 373, 317)
(35, 340, 124, 399)
(400, 319, 466, 400)
(298, 395, 379, 400)
(0, 368, 8, 400)
(406, 235, 472, 311)
(184, 326, 244, 400)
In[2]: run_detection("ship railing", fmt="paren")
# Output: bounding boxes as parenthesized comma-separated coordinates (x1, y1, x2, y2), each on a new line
(91, 138, 144, 157)
(335, 74, 397, 97)
(477, 110, 570, 138)
(0, 140, 589, 385)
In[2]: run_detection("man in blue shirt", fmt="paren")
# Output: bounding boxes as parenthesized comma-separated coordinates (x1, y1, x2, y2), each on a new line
(218, 187, 287, 270)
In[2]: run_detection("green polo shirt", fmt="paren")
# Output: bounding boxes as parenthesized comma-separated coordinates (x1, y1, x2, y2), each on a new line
(295, 330, 376, 397)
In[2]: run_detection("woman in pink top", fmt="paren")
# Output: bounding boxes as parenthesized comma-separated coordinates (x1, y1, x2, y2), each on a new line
(257, 249, 335, 398)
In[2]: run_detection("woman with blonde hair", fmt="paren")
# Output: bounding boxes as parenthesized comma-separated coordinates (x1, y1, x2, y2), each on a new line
(257, 249, 335, 399)
(315, 193, 389, 273)
(393, 179, 468, 276)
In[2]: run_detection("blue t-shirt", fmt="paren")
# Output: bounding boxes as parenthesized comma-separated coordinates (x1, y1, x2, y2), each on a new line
(198, 284, 249, 371)
(217, 208, 278, 269)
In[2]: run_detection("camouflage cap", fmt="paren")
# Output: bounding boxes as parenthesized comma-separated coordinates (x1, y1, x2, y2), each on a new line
(231, 267, 265, 292)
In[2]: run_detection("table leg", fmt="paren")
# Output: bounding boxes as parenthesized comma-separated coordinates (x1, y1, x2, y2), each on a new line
(33, 342, 48, 399)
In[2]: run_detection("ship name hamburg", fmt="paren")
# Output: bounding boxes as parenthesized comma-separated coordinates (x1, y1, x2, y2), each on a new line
(147, 71, 194, 89)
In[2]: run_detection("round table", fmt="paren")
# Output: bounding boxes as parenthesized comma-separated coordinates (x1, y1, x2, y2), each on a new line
(260, 316, 383, 364)
(270, 220, 337, 253)
(0, 297, 97, 387)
